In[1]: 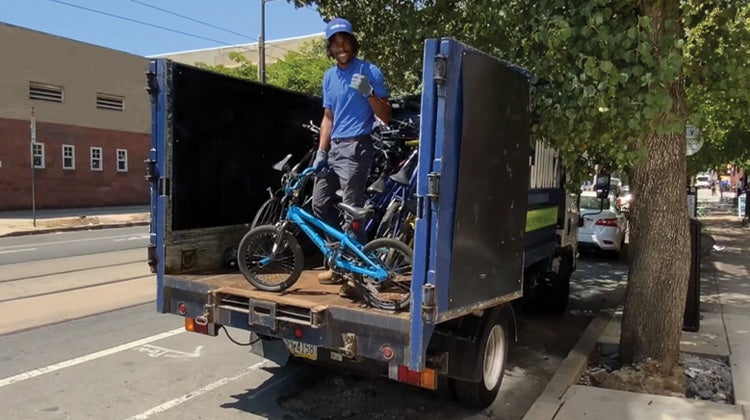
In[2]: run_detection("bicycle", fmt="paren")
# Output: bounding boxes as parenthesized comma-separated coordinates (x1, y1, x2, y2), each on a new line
(237, 163, 413, 311)
(250, 122, 320, 230)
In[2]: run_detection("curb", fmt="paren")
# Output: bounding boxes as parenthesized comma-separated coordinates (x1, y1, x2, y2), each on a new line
(522, 309, 615, 420)
(0, 221, 150, 238)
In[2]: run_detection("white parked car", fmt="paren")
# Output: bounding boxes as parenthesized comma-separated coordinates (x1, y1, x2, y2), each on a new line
(577, 192, 627, 256)
(695, 175, 711, 189)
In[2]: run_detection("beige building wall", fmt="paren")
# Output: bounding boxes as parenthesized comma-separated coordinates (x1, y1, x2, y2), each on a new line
(152, 33, 324, 68)
(0, 23, 149, 133)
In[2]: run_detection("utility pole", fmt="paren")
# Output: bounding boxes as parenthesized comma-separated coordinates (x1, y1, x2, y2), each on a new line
(30, 107, 37, 227)
(258, 0, 267, 83)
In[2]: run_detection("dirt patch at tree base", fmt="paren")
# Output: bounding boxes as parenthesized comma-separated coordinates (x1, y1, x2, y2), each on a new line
(579, 344, 734, 404)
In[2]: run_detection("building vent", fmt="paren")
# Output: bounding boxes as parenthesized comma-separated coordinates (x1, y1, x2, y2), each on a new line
(29, 82, 64, 103)
(96, 93, 125, 111)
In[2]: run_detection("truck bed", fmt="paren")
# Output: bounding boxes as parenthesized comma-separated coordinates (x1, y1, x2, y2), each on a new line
(168, 269, 411, 319)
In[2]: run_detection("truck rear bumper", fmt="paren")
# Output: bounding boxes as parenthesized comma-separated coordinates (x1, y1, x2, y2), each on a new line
(161, 272, 412, 365)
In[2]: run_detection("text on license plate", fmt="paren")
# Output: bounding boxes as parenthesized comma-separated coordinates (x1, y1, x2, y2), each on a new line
(284, 339, 317, 361)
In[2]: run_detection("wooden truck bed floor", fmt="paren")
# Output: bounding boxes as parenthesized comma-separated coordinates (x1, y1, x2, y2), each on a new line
(173, 269, 411, 318)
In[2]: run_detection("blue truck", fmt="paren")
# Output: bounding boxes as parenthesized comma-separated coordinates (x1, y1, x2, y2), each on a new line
(146, 38, 578, 408)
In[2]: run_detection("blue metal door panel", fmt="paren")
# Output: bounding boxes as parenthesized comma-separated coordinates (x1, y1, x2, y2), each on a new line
(409, 39, 531, 369)
(408, 38, 464, 370)
(149, 59, 169, 313)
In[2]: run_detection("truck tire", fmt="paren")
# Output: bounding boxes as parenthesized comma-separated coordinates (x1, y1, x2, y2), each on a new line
(451, 315, 509, 408)
(524, 255, 571, 314)
(543, 254, 572, 313)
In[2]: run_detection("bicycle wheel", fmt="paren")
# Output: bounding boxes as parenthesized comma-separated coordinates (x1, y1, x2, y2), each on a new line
(375, 199, 401, 238)
(360, 238, 413, 311)
(237, 225, 303, 292)
(251, 197, 286, 230)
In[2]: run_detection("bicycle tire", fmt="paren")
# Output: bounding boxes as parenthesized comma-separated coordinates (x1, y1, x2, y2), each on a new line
(360, 238, 413, 311)
(237, 225, 303, 292)
(375, 199, 401, 238)
(251, 197, 286, 230)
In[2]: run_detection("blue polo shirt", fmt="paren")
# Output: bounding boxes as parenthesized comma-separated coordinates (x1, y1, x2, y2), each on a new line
(322, 57, 388, 139)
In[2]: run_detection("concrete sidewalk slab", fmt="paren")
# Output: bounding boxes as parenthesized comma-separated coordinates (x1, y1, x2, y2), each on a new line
(0, 206, 149, 238)
(726, 313, 750, 406)
(555, 385, 744, 420)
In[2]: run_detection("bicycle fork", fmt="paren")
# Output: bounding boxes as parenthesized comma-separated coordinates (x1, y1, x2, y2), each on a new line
(257, 220, 292, 268)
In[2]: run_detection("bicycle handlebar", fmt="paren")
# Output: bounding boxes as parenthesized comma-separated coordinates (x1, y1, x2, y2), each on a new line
(286, 167, 317, 194)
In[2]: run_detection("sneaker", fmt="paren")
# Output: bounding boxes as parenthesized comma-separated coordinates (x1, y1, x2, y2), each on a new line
(339, 280, 360, 299)
(317, 269, 343, 285)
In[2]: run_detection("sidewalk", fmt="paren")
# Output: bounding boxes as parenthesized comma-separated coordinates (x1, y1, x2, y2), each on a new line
(525, 194, 750, 420)
(0, 205, 150, 238)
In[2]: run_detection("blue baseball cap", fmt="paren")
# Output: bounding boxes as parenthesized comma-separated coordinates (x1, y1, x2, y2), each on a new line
(325, 18, 353, 40)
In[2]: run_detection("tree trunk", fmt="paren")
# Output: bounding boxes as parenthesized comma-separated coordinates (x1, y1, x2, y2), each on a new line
(619, 1, 689, 373)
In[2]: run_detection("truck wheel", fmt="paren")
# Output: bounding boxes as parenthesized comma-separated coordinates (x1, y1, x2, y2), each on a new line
(544, 255, 571, 313)
(451, 316, 509, 408)
(525, 256, 571, 313)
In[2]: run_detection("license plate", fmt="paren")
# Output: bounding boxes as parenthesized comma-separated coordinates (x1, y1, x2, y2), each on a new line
(283, 339, 317, 361)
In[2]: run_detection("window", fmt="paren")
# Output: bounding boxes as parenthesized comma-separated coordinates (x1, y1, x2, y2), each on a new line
(32, 143, 45, 169)
(90, 147, 102, 171)
(97, 93, 125, 111)
(62, 145, 75, 170)
(116, 149, 128, 172)
(29, 82, 63, 103)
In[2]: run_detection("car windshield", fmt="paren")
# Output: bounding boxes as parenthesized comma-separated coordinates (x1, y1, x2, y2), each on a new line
(580, 196, 610, 210)
(697, 176, 709, 182)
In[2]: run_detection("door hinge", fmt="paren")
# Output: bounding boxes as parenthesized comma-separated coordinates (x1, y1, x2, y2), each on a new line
(158, 177, 171, 196)
(421, 284, 437, 321)
(426, 172, 441, 201)
(433, 54, 447, 85)
(145, 68, 159, 95)
(145, 157, 158, 182)
(147, 244, 158, 273)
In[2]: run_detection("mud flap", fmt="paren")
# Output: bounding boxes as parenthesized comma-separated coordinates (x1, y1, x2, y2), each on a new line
(250, 333, 290, 366)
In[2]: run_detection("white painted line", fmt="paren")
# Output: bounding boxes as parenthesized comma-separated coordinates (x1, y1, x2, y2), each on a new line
(0, 231, 146, 250)
(0, 248, 36, 254)
(124, 361, 268, 420)
(0, 328, 184, 388)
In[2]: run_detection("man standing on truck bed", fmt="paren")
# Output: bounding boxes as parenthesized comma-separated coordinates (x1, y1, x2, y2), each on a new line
(312, 17, 392, 293)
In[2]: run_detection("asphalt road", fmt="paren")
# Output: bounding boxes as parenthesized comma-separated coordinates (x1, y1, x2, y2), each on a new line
(0, 224, 628, 420)
(0, 226, 148, 264)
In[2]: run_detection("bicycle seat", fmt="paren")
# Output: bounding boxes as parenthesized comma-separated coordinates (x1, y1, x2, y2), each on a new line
(389, 167, 411, 186)
(367, 174, 387, 194)
(337, 203, 374, 220)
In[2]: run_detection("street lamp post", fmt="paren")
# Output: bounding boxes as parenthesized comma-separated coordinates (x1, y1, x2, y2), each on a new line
(30, 107, 37, 227)
(258, 0, 268, 83)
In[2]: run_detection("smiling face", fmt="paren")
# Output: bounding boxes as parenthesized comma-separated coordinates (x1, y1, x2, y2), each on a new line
(328, 33, 357, 68)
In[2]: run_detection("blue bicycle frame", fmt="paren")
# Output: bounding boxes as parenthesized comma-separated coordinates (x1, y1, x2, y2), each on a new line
(263, 168, 390, 282)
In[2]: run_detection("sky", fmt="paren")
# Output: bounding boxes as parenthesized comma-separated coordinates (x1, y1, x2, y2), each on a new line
(3, 0, 327, 57)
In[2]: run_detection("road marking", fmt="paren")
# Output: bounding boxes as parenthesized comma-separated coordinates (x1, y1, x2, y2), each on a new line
(0, 248, 36, 254)
(113, 235, 149, 242)
(124, 361, 268, 420)
(133, 344, 202, 359)
(0, 328, 184, 388)
(0, 231, 146, 250)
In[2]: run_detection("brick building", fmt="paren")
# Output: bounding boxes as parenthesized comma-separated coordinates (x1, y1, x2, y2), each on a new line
(0, 23, 150, 211)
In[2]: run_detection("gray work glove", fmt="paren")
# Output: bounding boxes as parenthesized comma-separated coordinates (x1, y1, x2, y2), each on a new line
(350, 73, 374, 97)
(312, 149, 328, 172)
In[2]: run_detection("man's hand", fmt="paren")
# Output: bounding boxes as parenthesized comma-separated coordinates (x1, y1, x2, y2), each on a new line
(312, 149, 328, 172)
(350, 73, 373, 97)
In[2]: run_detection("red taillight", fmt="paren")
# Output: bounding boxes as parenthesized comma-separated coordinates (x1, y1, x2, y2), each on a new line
(178, 302, 187, 315)
(381, 346, 394, 360)
(388, 364, 438, 389)
(595, 218, 618, 227)
(351, 220, 361, 231)
(293, 328, 303, 339)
